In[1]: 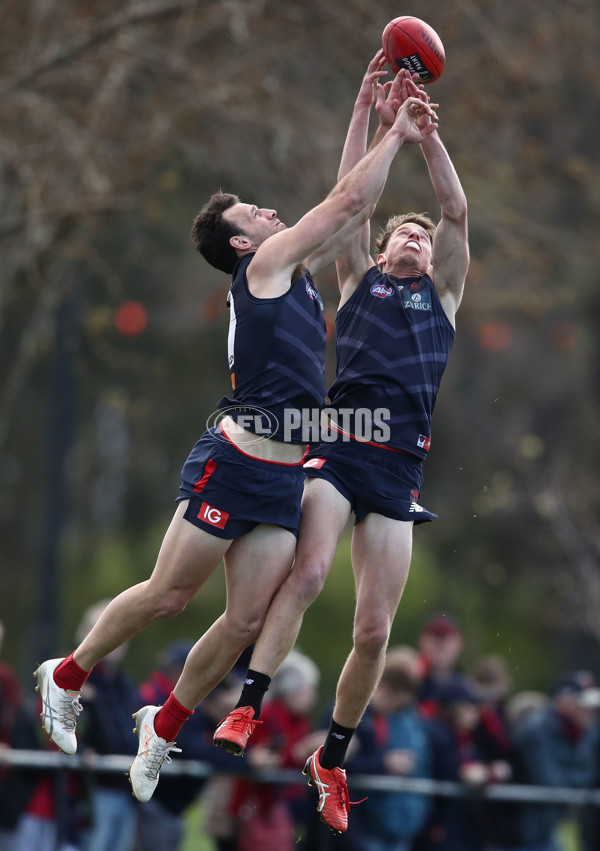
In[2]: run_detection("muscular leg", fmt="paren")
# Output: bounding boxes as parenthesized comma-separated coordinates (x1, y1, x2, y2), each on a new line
(74, 501, 231, 671)
(173, 522, 298, 710)
(247, 478, 352, 678)
(332, 514, 413, 728)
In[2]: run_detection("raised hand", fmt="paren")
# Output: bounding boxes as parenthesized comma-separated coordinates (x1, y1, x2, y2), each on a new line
(355, 48, 389, 110)
(375, 68, 426, 130)
(392, 95, 439, 143)
(404, 75, 438, 133)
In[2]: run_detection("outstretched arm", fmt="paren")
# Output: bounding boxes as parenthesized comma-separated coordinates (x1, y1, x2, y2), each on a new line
(332, 59, 425, 303)
(338, 50, 388, 181)
(421, 129, 469, 327)
(249, 96, 438, 295)
(306, 52, 387, 276)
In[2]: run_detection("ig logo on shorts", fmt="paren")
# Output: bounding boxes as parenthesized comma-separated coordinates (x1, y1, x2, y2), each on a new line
(198, 501, 229, 529)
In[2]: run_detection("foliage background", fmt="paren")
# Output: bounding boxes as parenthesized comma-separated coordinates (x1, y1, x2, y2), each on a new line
(0, 0, 599, 703)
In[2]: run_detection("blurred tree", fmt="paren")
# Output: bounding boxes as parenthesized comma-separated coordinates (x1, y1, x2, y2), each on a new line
(0, 0, 598, 686)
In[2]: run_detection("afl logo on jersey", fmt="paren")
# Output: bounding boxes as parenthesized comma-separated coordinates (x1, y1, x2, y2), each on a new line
(370, 283, 394, 298)
(306, 281, 324, 310)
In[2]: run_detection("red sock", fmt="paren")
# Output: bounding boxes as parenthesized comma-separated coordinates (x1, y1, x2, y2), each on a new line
(154, 692, 193, 742)
(53, 653, 91, 691)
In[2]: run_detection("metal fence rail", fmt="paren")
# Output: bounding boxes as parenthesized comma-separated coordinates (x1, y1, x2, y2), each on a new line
(4, 749, 600, 807)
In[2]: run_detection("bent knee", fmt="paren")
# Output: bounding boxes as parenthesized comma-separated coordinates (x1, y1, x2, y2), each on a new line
(353, 622, 392, 659)
(289, 559, 328, 606)
(222, 612, 264, 648)
(150, 588, 195, 619)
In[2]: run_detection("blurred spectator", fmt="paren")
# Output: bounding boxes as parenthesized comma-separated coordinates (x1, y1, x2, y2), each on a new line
(470, 656, 519, 851)
(417, 613, 468, 718)
(505, 692, 550, 732)
(137, 644, 244, 851)
(414, 678, 490, 851)
(345, 645, 432, 851)
(233, 649, 323, 851)
(76, 599, 141, 851)
(0, 618, 84, 850)
(471, 655, 513, 759)
(511, 671, 600, 851)
(7, 740, 83, 845)
(0, 620, 41, 851)
(138, 642, 193, 709)
(386, 644, 422, 682)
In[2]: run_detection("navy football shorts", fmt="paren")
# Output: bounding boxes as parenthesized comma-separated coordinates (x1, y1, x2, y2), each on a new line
(303, 438, 437, 525)
(177, 427, 306, 540)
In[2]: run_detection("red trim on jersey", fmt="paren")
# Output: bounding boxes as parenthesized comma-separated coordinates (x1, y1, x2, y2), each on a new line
(328, 422, 411, 454)
(193, 458, 217, 493)
(218, 421, 308, 466)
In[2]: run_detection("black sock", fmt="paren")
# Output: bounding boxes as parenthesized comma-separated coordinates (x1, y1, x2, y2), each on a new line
(320, 719, 356, 769)
(235, 669, 271, 718)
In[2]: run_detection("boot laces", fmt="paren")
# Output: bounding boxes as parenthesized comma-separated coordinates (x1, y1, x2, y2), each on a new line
(315, 767, 366, 814)
(228, 710, 263, 734)
(144, 740, 182, 780)
(58, 694, 83, 732)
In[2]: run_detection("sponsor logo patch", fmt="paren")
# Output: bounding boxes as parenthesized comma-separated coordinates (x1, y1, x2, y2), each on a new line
(306, 280, 324, 310)
(198, 501, 229, 529)
(403, 290, 432, 311)
(370, 283, 394, 298)
(304, 458, 326, 469)
(417, 435, 431, 451)
(410, 488, 425, 513)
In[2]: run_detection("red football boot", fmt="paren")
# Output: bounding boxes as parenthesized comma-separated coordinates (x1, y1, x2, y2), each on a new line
(303, 745, 358, 833)
(213, 706, 262, 756)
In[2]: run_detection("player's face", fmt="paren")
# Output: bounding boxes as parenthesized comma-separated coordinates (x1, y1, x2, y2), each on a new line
(380, 223, 432, 274)
(225, 202, 286, 248)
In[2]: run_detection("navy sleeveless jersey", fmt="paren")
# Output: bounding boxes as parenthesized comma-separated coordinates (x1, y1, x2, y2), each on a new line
(217, 253, 327, 443)
(328, 266, 455, 458)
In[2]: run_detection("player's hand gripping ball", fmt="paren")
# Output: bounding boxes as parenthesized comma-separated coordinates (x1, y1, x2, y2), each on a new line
(382, 16, 445, 84)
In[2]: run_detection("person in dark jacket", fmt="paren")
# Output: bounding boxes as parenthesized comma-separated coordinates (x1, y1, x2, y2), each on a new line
(417, 613, 467, 719)
(512, 671, 600, 851)
(346, 646, 432, 851)
(136, 642, 246, 851)
(414, 678, 491, 851)
(76, 600, 142, 851)
(0, 619, 41, 851)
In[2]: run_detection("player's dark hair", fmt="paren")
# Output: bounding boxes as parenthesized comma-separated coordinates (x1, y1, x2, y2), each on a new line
(376, 212, 437, 257)
(191, 191, 243, 274)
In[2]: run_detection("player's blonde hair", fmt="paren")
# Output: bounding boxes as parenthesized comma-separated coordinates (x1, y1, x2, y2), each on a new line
(376, 212, 437, 259)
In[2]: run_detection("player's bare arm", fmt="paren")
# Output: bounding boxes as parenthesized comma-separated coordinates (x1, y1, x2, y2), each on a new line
(311, 51, 388, 286)
(334, 66, 428, 306)
(247, 97, 437, 298)
(337, 50, 388, 183)
(420, 130, 469, 327)
(336, 82, 437, 308)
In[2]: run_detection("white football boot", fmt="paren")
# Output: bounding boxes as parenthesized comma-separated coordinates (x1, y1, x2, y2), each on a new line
(129, 705, 182, 802)
(34, 658, 82, 755)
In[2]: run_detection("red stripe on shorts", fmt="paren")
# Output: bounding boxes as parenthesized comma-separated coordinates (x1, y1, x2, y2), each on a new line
(193, 458, 217, 493)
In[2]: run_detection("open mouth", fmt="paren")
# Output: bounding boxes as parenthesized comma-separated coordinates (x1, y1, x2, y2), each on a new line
(406, 240, 421, 251)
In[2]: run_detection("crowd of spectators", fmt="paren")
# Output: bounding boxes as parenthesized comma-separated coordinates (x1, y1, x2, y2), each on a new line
(1, 610, 600, 851)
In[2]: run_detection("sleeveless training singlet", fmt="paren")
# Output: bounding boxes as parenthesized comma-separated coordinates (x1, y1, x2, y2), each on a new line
(217, 253, 327, 444)
(328, 266, 455, 458)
